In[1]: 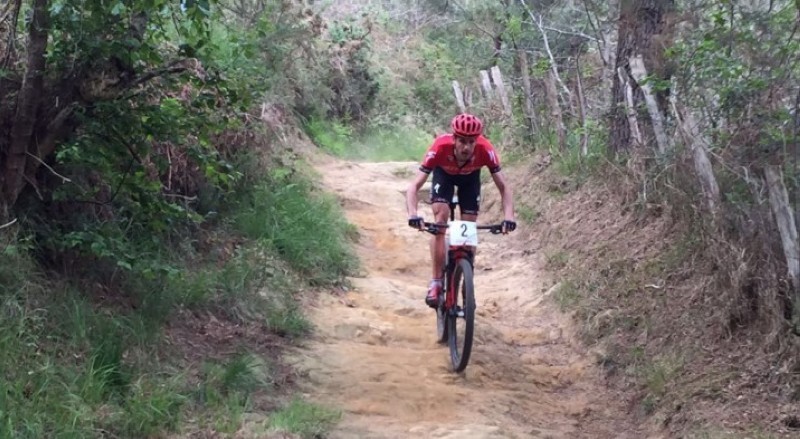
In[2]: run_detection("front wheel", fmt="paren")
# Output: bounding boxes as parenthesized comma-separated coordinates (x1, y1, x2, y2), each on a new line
(447, 258, 475, 372)
(435, 292, 447, 344)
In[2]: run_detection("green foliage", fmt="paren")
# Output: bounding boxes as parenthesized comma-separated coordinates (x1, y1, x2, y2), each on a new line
(198, 353, 271, 404)
(312, 17, 381, 122)
(551, 121, 607, 180)
(0, 280, 186, 438)
(304, 118, 354, 156)
(267, 399, 342, 438)
(516, 202, 540, 224)
(0, 233, 41, 297)
(409, 41, 461, 121)
(48, 0, 212, 76)
(669, 2, 798, 164)
(119, 375, 188, 437)
(306, 118, 430, 161)
(0, 0, 372, 436)
(234, 171, 358, 286)
(265, 294, 313, 338)
(0, 233, 306, 437)
(357, 126, 430, 162)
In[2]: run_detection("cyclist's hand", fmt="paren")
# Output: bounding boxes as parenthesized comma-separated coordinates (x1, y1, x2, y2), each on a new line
(408, 216, 424, 230)
(502, 220, 517, 234)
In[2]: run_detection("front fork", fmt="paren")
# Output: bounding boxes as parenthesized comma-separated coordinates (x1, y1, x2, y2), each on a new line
(443, 248, 474, 310)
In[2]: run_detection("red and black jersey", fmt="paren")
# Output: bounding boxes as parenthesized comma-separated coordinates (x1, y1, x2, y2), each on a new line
(419, 134, 502, 175)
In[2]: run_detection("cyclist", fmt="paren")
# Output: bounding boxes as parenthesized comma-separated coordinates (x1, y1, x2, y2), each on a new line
(405, 113, 516, 308)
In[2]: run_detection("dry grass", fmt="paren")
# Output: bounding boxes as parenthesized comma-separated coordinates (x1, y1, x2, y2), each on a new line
(507, 152, 800, 437)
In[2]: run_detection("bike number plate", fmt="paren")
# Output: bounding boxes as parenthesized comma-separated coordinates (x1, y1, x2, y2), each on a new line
(448, 221, 478, 247)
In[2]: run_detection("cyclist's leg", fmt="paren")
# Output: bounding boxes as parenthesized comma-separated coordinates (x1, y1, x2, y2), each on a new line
(456, 170, 481, 258)
(456, 170, 481, 222)
(430, 168, 456, 279)
(431, 202, 450, 276)
(425, 168, 455, 307)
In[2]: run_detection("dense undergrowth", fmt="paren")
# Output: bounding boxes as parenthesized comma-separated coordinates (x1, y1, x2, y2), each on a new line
(0, 140, 354, 436)
(2, 0, 797, 436)
(523, 140, 800, 436)
(0, 0, 375, 436)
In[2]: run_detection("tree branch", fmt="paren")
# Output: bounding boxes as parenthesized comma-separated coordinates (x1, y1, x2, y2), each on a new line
(25, 152, 72, 183)
(528, 23, 601, 43)
(131, 61, 190, 88)
(518, 0, 573, 106)
(1, 0, 23, 69)
(0, 218, 17, 230)
(450, 0, 502, 40)
(581, 0, 611, 67)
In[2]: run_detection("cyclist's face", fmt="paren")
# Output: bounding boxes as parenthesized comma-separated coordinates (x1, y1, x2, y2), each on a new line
(454, 135, 477, 161)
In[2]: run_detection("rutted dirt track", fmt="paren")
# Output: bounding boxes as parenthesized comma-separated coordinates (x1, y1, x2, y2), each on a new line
(289, 158, 651, 439)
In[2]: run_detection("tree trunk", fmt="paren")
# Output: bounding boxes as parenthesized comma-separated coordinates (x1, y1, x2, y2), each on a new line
(516, 47, 536, 136)
(764, 165, 800, 325)
(629, 55, 670, 155)
(544, 69, 566, 151)
(576, 49, 589, 156)
(672, 102, 720, 214)
(618, 67, 643, 147)
(2, 0, 49, 209)
(519, 0, 574, 115)
(608, 0, 675, 156)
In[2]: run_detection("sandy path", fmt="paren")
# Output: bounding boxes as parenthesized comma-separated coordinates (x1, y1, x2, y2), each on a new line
(288, 158, 648, 439)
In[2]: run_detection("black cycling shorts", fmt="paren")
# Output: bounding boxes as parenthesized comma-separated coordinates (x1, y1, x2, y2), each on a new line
(430, 167, 481, 216)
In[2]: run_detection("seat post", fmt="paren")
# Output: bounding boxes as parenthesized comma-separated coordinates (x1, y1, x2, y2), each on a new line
(450, 194, 458, 221)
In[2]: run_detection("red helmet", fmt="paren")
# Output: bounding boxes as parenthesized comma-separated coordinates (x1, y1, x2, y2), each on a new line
(451, 113, 483, 137)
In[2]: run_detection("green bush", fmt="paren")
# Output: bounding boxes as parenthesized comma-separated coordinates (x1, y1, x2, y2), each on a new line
(234, 172, 358, 286)
(267, 399, 341, 439)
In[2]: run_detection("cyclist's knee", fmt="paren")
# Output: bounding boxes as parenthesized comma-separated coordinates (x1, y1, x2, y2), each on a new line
(432, 203, 450, 222)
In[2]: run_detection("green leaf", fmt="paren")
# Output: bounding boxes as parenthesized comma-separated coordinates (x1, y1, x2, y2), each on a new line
(111, 2, 126, 16)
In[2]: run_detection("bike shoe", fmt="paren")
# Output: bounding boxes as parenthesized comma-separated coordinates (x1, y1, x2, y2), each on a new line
(425, 283, 441, 308)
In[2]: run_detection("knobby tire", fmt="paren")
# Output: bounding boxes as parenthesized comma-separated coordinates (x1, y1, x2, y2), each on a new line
(447, 258, 475, 372)
(436, 294, 448, 344)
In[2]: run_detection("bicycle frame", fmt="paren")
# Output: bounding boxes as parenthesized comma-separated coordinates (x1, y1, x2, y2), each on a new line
(443, 199, 467, 311)
(432, 199, 498, 312)
(443, 243, 472, 310)
(415, 198, 506, 372)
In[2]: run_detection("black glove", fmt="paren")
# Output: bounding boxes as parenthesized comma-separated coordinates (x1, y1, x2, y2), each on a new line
(408, 216, 423, 229)
(502, 220, 517, 233)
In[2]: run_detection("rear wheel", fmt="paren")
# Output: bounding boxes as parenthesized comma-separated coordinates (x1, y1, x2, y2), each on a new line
(447, 258, 475, 372)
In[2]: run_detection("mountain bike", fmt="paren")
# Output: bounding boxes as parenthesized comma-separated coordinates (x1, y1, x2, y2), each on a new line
(417, 200, 504, 373)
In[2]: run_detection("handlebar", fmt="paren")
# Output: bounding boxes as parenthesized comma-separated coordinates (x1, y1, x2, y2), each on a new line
(420, 222, 505, 235)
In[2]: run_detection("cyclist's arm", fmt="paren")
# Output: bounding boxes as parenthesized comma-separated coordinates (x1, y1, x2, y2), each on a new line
(406, 170, 430, 218)
(490, 170, 515, 221)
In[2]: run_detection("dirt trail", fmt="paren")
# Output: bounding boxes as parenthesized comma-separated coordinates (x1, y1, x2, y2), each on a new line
(288, 158, 650, 439)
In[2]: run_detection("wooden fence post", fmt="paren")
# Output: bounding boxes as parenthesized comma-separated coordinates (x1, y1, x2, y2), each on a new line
(452, 80, 466, 112)
(617, 67, 643, 148)
(490, 66, 512, 116)
(629, 55, 670, 155)
(764, 165, 800, 324)
(479, 70, 494, 99)
(544, 69, 566, 150)
(672, 102, 721, 214)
